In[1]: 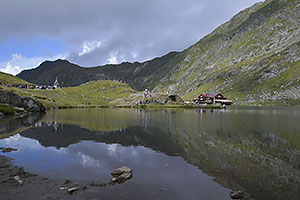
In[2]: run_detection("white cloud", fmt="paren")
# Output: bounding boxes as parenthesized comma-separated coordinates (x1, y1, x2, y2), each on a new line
(78, 40, 102, 56)
(131, 52, 138, 59)
(0, 134, 43, 151)
(108, 55, 117, 64)
(0, 0, 261, 67)
(0, 53, 66, 75)
(0, 62, 21, 75)
(78, 152, 101, 167)
(107, 144, 117, 153)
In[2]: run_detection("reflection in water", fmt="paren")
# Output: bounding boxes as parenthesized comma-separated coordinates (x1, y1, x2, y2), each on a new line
(21, 123, 183, 156)
(0, 113, 44, 139)
(1, 130, 231, 200)
(1, 108, 300, 200)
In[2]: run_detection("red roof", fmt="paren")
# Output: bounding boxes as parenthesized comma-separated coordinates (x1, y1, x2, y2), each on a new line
(200, 94, 214, 98)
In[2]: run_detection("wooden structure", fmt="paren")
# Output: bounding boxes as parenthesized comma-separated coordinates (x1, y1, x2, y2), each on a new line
(195, 93, 233, 105)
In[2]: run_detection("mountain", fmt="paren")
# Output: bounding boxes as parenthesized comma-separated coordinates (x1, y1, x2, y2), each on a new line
(17, 52, 179, 91)
(17, 0, 300, 105)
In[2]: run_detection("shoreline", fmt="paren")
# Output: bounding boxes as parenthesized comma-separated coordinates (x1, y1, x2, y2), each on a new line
(0, 154, 125, 200)
(0, 155, 71, 199)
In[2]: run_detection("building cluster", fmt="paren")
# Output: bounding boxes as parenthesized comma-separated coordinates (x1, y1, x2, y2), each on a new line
(193, 93, 233, 105)
(0, 78, 60, 90)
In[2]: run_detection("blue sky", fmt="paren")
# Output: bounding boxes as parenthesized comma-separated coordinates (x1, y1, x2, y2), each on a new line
(0, 37, 65, 60)
(0, 0, 261, 75)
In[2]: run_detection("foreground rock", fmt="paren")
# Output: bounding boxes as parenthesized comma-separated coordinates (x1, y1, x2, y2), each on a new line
(0, 155, 105, 199)
(0, 90, 45, 113)
(111, 166, 132, 184)
(230, 190, 248, 199)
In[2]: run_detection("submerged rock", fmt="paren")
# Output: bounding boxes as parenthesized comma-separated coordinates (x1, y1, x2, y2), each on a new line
(67, 187, 80, 194)
(111, 166, 132, 184)
(13, 175, 23, 185)
(60, 185, 87, 194)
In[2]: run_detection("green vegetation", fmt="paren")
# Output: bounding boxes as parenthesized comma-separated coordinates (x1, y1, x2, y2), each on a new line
(0, 71, 31, 85)
(2, 80, 137, 109)
(183, 80, 224, 100)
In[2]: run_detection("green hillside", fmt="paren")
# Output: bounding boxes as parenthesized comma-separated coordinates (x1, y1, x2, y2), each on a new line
(153, 0, 300, 105)
(0, 71, 31, 85)
(3, 80, 137, 109)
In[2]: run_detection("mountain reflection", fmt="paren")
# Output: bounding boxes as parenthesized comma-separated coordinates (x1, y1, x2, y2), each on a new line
(0, 113, 44, 139)
(21, 123, 183, 156)
(3, 108, 300, 200)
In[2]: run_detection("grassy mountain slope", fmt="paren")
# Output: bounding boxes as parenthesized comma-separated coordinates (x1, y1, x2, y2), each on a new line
(0, 71, 31, 85)
(17, 0, 300, 105)
(3, 80, 137, 108)
(153, 0, 300, 105)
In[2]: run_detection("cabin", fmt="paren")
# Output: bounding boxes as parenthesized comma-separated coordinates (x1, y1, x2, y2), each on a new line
(197, 93, 215, 104)
(196, 93, 233, 105)
(214, 93, 227, 100)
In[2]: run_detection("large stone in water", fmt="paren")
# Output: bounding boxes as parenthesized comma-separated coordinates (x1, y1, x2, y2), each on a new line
(111, 166, 132, 184)
(111, 166, 132, 177)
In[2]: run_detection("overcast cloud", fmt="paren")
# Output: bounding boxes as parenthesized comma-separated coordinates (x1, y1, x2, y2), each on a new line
(0, 0, 261, 74)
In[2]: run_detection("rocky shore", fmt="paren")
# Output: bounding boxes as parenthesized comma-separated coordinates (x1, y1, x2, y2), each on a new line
(0, 154, 133, 200)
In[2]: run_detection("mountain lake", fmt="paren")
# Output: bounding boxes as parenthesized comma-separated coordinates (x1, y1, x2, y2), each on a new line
(0, 107, 300, 200)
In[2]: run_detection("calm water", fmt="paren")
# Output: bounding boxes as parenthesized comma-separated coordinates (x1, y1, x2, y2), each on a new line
(1, 107, 300, 200)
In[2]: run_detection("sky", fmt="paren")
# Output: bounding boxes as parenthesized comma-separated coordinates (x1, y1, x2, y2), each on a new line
(0, 0, 261, 75)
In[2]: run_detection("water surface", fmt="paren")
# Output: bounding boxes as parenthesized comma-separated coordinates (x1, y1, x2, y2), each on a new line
(1, 107, 300, 200)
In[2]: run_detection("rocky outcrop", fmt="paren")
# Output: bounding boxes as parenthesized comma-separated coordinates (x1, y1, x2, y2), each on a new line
(0, 90, 24, 107)
(22, 97, 45, 112)
(111, 166, 132, 184)
(0, 90, 45, 113)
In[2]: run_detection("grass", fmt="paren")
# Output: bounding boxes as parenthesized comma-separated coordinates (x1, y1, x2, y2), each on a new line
(254, 60, 300, 91)
(2, 80, 137, 109)
(0, 71, 31, 85)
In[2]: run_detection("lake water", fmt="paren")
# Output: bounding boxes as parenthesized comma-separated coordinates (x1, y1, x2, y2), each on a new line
(1, 107, 300, 200)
